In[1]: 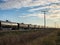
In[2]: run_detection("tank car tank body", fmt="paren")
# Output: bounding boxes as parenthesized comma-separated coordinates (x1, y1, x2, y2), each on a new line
(0, 21, 18, 30)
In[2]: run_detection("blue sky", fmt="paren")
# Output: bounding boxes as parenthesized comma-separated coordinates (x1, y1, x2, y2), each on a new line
(0, 0, 60, 27)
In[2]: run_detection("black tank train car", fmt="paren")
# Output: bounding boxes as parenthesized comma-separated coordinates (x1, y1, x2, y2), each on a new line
(0, 21, 18, 30)
(0, 21, 1, 30)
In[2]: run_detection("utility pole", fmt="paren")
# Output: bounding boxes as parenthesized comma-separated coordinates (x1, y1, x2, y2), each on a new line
(54, 22, 57, 28)
(41, 11, 47, 29)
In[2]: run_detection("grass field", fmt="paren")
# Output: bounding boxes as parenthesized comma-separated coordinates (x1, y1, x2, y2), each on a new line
(0, 29, 60, 45)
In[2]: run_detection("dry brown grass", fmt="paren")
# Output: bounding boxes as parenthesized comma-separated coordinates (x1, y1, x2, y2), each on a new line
(0, 29, 59, 45)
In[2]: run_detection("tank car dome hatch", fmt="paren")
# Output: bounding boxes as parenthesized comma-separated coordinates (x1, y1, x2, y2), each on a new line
(6, 20, 9, 22)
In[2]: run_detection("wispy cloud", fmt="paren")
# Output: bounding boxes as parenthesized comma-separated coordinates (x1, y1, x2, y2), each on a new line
(0, 0, 60, 10)
(28, 2, 60, 12)
(19, 11, 60, 21)
(19, 14, 37, 18)
(49, 9, 60, 14)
